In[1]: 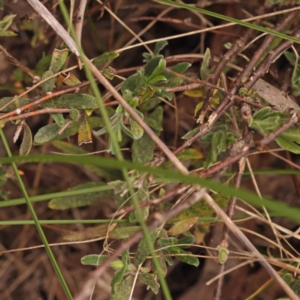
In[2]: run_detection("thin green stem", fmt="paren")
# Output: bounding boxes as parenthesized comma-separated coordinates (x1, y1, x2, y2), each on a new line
(0, 129, 73, 300)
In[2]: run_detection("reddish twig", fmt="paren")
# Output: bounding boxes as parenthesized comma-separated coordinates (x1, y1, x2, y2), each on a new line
(0, 81, 90, 120)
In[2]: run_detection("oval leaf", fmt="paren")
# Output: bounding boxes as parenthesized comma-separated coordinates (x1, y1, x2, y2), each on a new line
(19, 123, 32, 156)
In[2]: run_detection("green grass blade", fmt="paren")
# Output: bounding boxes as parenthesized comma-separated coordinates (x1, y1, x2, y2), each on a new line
(1, 154, 300, 224)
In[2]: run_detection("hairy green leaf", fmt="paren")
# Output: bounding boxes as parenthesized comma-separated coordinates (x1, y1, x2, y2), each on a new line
(49, 48, 69, 73)
(0, 97, 30, 112)
(111, 275, 134, 300)
(53, 94, 97, 109)
(139, 273, 160, 294)
(93, 51, 119, 68)
(81, 254, 108, 266)
(135, 228, 159, 266)
(200, 48, 212, 80)
(41, 70, 55, 94)
(109, 226, 140, 239)
(19, 123, 32, 156)
(132, 133, 155, 164)
(48, 182, 113, 209)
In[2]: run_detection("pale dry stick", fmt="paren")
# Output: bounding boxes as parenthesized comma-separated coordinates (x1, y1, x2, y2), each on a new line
(27, 0, 188, 174)
(117, 6, 300, 53)
(240, 227, 299, 263)
(235, 205, 300, 260)
(246, 158, 284, 259)
(75, 0, 87, 44)
(101, 2, 152, 53)
(202, 193, 298, 300)
(128, 264, 142, 300)
(236, 205, 300, 240)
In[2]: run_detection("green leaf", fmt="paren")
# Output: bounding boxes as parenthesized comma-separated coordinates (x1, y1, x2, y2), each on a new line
(140, 86, 155, 104)
(140, 97, 161, 112)
(78, 114, 92, 145)
(121, 73, 140, 95)
(249, 109, 289, 135)
(109, 226, 140, 239)
(169, 194, 229, 222)
(200, 48, 211, 80)
(40, 98, 65, 127)
(103, 68, 115, 80)
(34, 123, 60, 144)
(143, 41, 167, 61)
(48, 182, 113, 209)
(19, 123, 32, 156)
(93, 51, 119, 68)
(53, 94, 97, 109)
(129, 118, 144, 140)
(154, 40, 168, 56)
(276, 128, 300, 154)
(177, 236, 195, 247)
(111, 267, 128, 296)
(62, 73, 81, 86)
(182, 127, 199, 140)
(0, 14, 16, 34)
(70, 108, 80, 121)
(49, 48, 69, 73)
(292, 279, 300, 294)
(111, 275, 134, 300)
(170, 62, 191, 74)
(176, 148, 203, 160)
(35, 52, 52, 76)
(157, 254, 168, 276)
(81, 254, 108, 266)
(167, 217, 198, 236)
(139, 273, 160, 294)
(63, 224, 109, 241)
(135, 228, 159, 266)
(148, 75, 167, 85)
(41, 70, 55, 94)
(217, 246, 229, 264)
(144, 57, 166, 82)
(144, 106, 163, 131)
(204, 130, 226, 169)
(111, 249, 130, 296)
(52, 140, 118, 179)
(132, 133, 155, 164)
(34, 116, 105, 144)
(0, 97, 31, 112)
(169, 246, 199, 266)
